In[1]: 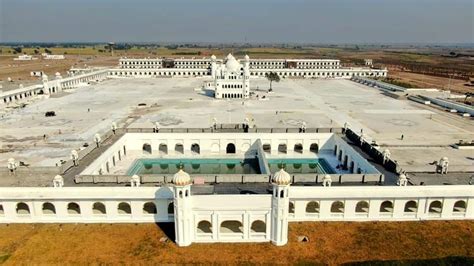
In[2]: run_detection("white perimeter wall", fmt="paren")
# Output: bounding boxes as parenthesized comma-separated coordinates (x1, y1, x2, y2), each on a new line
(288, 186, 473, 221)
(1, 185, 471, 225)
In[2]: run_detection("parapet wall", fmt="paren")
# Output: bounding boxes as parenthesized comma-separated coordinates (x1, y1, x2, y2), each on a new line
(288, 185, 473, 221)
(0, 185, 471, 224)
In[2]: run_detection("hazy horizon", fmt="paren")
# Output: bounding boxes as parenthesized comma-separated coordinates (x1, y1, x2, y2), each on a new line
(1, 0, 473, 44)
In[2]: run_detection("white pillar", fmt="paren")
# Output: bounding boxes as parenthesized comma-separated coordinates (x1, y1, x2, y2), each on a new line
(172, 169, 193, 246)
(173, 183, 193, 246)
(271, 182, 290, 246)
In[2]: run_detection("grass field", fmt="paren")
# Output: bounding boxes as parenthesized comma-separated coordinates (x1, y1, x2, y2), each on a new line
(0, 221, 472, 265)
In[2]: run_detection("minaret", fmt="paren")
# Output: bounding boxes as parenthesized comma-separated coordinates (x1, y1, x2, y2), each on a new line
(172, 169, 193, 246)
(271, 168, 291, 246)
(42, 74, 50, 94)
(243, 54, 250, 98)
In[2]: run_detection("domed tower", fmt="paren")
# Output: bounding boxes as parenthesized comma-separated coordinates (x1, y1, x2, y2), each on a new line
(243, 54, 250, 98)
(271, 168, 291, 246)
(42, 74, 50, 94)
(172, 169, 193, 246)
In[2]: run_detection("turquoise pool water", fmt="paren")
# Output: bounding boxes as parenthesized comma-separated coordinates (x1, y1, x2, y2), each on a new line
(267, 158, 335, 174)
(127, 157, 335, 175)
(127, 158, 261, 175)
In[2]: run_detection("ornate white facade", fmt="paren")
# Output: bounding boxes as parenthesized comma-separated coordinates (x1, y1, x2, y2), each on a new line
(114, 55, 387, 79)
(210, 54, 250, 99)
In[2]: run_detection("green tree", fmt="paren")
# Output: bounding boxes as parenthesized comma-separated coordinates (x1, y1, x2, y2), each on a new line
(265, 72, 280, 92)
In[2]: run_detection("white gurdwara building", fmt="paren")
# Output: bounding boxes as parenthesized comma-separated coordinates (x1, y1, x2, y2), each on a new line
(210, 53, 250, 99)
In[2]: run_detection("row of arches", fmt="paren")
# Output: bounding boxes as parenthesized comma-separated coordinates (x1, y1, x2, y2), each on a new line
(251, 71, 386, 78)
(222, 84, 242, 89)
(7, 201, 172, 216)
(121, 60, 161, 65)
(3, 90, 36, 104)
(196, 220, 266, 234)
(221, 93, 243, 99)
(262, 143, 319, 154)
(142, 143, 236, 155)
(2, 73, 106, 105)
(334, 145, 360, 174)
(290, 200, 468, 215)
(109, 71, 208, 77)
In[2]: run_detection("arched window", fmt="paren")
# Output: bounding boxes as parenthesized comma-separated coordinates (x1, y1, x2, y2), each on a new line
(278, 144, 287, 154)
(263, 144, 271, 154)
(220, 220, 243, 233)
(42, 202, 56, 215)
(310, 143, 319, 153)
(118, 202, 131, 214)
(93, 202, 106, 214)
(67, 202, 81, 215)
(294, 143, 303, 153)
(159, 144, 168, 154)
(250, 220, 266, 233)
(453, 200, 466, 213)
(429, 201, 442, 214)
(226, 143, 236, 154)
(355, 201, 369, 213)
(175, 143, 184, 154)
(331, 201, 344, 213)
(168, 202, 174, 215)
(16, 202, 30, 215)
(343, 155, 349, 168)
(404, 201, 417, 213)
(191, 143, 200, 154)
(288, 201, 295, 213)
(0, 204, 4, 216)
(142, 143, 152, 154)
(334, 145, 338, 155)
(306, 201, 320, 213)
(338, 150, 343, 161)
(380, 201, 394, 213)
(197, 220, 212, 233)
(143, 202, 157, 214)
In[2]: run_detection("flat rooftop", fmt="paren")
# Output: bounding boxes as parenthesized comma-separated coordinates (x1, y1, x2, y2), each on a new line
(0, 78, 472, 184)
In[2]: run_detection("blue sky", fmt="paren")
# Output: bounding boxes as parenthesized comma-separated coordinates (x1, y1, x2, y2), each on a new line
(1, 0, 473, 43)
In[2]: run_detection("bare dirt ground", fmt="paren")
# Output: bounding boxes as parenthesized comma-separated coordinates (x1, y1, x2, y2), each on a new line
(0, 221, 472, 265)
(390, 70, 473, 94)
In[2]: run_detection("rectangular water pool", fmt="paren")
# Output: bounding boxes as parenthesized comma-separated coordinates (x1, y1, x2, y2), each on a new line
(267, 158, 335, 174)
(127, 158, 261, 175)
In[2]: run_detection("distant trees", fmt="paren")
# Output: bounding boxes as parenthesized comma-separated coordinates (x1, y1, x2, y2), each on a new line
(44, 48, 52, 54)
(13, 47, 22, 53)
(265, 72, 280, 92)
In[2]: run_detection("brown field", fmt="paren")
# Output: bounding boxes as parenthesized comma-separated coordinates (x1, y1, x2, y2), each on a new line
(0, 221, 472, 265)
(0, 55, 119, 84)
(389, 70, 473, 94)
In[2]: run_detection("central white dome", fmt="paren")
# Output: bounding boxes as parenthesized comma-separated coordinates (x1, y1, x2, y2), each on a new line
(225, 53, 240, 72)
